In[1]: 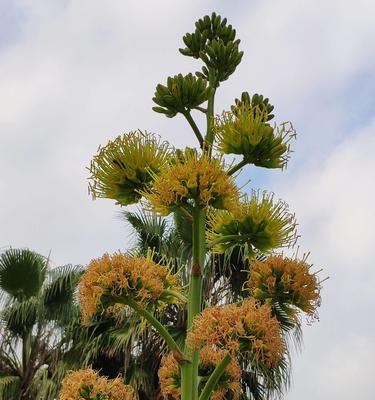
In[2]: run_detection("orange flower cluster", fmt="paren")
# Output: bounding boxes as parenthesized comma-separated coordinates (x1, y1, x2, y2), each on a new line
(199, 347, 241, 400)
(79, 253, 181, 324)
(158, 347, 241, 400)
(59, 368, 135, 400)
(158, 353, 181, 399)
(143, 152, 239, 215)
(187, 299, 284, 368)
(247, 255, 321, 319)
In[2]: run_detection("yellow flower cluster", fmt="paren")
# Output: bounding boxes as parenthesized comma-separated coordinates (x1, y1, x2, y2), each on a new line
(208, 191, 297, 257)
(88, 130, 170, 206)
(214, 104, 295, 169)
(247, 255, 321, 319)
(143, 151, 239, 215)
(59, 368, 135, 400)
(187, 299, 284, 368)
(158, 347, 241, 400)
(79, 253, 181, 325)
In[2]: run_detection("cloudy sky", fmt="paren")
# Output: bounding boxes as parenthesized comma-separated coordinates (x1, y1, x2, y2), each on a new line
(1, 0, 374, 398)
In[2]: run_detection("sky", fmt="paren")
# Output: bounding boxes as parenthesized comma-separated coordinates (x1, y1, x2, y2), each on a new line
(1, 0, 374, 398)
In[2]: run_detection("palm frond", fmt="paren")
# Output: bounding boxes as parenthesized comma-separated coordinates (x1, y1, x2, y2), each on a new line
(43, 264, 83, 323)
(122, 209, 168, 254)
(1, 297, 38, 336)
(0, 375, 21, 400)
(0, 248, 48, 299)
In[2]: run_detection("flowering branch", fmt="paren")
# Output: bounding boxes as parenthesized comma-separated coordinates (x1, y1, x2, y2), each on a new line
(183, 111, 204, 148)
(227, 158, 248, 175)
(105, 295, 188, 363)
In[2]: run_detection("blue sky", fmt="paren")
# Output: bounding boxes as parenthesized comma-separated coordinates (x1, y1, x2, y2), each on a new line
(1, 1, 375, 399)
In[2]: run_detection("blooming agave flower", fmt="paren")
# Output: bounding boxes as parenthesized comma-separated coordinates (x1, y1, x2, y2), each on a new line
(208, 191, 298, 258)
(88, 130, 171, 206)
(214, 103, 295, 169)
(158, 347, 241, 400)
(246, 255, 322, 320)
(187, 299, 284, 368)
(143, 149, 239, 215)
(79, 253, 181, 325)
(59, 368, 135, 400)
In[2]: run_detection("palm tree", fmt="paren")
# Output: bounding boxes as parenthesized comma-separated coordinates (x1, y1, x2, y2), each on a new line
(0, 248, 82, 400)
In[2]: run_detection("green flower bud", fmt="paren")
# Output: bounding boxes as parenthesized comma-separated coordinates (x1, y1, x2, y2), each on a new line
(152, 73, 210, 118)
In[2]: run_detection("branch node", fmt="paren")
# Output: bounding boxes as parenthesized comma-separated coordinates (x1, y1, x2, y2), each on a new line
(192, 262, 202, 276)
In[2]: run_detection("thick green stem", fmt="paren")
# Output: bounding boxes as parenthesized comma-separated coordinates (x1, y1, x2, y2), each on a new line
(181, 363, 193, 400)
(183, 111, 204, 148)
(188, 208, 206, 327)
(228, 158, 248, 175)
(205, 87, 216, 157)
(22, 332, 31, 376)
(199, 354, 232, 400)
(181, 207, 206, 400)
(181, 69, 215, 400)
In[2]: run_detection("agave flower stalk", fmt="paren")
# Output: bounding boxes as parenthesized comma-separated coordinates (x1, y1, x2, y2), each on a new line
(74, 12, 324, 400)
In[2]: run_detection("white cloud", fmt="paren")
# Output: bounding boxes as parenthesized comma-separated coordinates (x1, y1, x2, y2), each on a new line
(276, 120, 375, 399)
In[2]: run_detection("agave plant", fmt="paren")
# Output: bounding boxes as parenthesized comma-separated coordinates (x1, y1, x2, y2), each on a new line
(65, 12, 324, 400)
(0, 248, 82, 400)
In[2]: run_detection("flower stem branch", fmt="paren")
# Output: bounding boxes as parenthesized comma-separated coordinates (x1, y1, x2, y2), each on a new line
(207, 234, 245, 249)
(198, 353, 232, 400)
(205, 84, 217, 157)
(183, 111, 204, 148)
(227, 158, 248, 176)
(162, 289, 188, 303)
(106, 295, 186, 361)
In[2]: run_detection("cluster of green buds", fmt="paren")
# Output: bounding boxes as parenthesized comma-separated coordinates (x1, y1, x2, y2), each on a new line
(152, 73, 210, 118)
(232, 91, 275, 121)
(215, 93, 296, 170)
(179, 12, 243, 84)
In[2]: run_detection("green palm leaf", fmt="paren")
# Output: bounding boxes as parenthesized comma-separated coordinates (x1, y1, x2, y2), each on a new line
(0, 249, 47, 299)
(0, 375, 21, 400)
